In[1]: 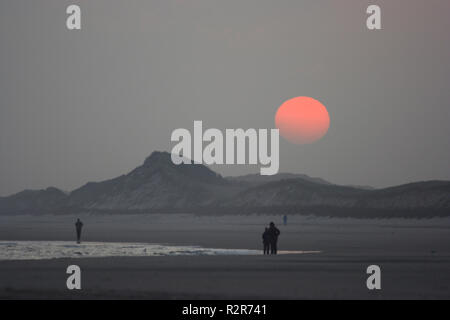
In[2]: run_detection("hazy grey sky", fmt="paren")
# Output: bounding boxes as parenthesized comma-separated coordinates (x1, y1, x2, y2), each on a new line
(1, 0, 450, 196)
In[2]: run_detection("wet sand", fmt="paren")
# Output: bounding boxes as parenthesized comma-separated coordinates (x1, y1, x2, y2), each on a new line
(0, 214, 449, 299)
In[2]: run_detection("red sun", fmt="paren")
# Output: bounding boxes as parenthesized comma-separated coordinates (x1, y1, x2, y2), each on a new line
(275, 96, 330, 144)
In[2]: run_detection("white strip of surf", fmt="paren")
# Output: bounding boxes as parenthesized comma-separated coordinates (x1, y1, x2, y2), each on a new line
(0, 241, 320, 261)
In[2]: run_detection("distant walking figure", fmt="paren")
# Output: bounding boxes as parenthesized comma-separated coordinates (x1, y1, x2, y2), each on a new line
(268, 222, 280, 255)
(283, 215, 287, 226)
(75, 218, 83, 244)
(262, 227, 271, 255)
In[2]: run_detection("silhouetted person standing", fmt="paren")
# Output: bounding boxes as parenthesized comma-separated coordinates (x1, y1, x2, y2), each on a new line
(268, 222, 280, 255)
(283, 215, 287, 226)
(75, 218, 83, 244)
(262, 227, 271, 255)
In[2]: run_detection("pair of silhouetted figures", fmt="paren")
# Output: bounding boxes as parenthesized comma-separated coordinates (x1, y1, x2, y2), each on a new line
(262, 222, 281, 255)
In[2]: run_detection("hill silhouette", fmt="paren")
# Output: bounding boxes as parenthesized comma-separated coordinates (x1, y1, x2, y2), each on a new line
(0, 151, 449, 217)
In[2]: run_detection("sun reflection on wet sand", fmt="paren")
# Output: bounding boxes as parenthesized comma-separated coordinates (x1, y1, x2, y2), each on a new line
(0, 241, 321, 261)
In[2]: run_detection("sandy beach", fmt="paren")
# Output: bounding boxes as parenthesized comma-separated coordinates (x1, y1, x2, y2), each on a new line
(0, 214, 449, 299)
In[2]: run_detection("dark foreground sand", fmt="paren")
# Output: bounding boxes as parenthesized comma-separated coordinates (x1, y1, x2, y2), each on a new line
(0, 214, 450, 299)
(1, 253, 450, 299)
